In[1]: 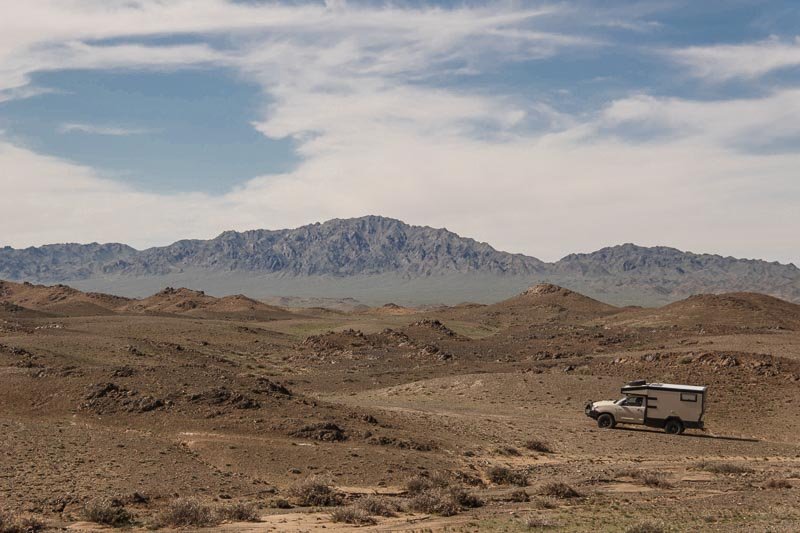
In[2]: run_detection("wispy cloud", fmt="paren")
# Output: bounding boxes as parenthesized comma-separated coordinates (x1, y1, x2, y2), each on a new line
(59, 123, 153, 136)
(0, 85, 57, 103)
(670, 36, 800, 80)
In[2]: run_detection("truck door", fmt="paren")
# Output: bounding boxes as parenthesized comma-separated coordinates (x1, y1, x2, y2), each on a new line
(618, 396, 645, 424)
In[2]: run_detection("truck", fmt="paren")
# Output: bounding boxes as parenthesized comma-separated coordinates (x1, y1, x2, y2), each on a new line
(585, 380, 707, 435)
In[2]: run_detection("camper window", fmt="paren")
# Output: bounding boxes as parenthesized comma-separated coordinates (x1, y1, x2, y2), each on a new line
(680, 393, 697, 402)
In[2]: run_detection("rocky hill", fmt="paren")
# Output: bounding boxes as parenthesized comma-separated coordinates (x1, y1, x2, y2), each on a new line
(1, 216, 798, 306)
(600, 292, 800, 331)
(438, 283, 622, 326)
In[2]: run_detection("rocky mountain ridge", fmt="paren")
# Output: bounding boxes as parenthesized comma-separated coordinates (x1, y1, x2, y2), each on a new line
(1, 216, 544, 280)
(1, 216, 798, 305)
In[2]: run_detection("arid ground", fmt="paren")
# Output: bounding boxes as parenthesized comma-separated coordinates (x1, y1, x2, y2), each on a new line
(1, 281, 799, 532)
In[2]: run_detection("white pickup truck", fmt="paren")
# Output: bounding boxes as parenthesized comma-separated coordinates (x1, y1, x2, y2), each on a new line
(585, 380, 707, 435)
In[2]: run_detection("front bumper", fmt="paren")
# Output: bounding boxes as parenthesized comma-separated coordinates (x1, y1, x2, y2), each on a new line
(585, 402, 599, 419)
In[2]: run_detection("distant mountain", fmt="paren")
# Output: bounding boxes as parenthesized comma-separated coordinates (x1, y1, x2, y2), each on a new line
(1, 216, 798, 306)
(0, 216, 544, 279)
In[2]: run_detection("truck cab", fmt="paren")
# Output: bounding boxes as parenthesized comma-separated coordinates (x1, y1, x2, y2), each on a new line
(585, 380, 707, 435)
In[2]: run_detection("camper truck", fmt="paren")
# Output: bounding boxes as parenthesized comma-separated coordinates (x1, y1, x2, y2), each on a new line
(585, 380, 707, 435)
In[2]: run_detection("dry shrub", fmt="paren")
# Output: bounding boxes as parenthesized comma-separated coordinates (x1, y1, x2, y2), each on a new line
(522, 514, 557, 529)
(408, 485, 483, 516)
(496, 445, 522, 456)
(271, 498, 292, 509)
(524, 439, 553, 453)
(217, 501, 260, 522)
(617, 468, 672, 488)
(487, 466, 528, 486)
(408, 487, 461, 517)
(625, 520, 667, 533)
(155, 498, 219, 528)
(574, 365, 592, 375)
(538, 482, 580, 499)
(615, 467, 641, 478)
(0, 511, 45, 533)
(405, 472, 451, 495)
(765, 478, 791, 489)
(355, 496, 398, 517)
(330, 506, 376, 525)
(534, 496, 558, 509)
(695, 461, 751, 474)
(83, 498, 134, 527)
(287, 477, 344, 507)
(508, 489, 530, 502)
(407, 480, 481, 517)
(451, 486, 483, 509)
(637, 472, 672, 489)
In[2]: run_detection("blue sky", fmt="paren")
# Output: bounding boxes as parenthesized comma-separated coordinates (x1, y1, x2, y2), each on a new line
(0, 1, 799, 265)
(2, 68, 295, 192)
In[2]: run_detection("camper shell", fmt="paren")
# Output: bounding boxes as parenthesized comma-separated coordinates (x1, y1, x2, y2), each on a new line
(585, 380, 707, 435)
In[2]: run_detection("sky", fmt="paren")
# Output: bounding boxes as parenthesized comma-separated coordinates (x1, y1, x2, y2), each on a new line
(0, 0, 799, 265)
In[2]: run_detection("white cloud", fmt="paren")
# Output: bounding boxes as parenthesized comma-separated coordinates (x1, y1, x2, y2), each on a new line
(59, 123, 153, 136)
(600, 90, 800, 146)
(3, 88, 799, 266)
(0, 1, 798, 267)
(671, 36, 800, 80)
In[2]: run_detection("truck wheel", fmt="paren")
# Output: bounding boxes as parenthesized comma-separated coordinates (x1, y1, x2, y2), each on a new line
(664, 419, 683, 435)
(597, 414, 615, 429)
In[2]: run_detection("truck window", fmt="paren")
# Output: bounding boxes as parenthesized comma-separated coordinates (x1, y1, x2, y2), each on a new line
(623, 396, 643, 407)
(680, 393, 697, 402)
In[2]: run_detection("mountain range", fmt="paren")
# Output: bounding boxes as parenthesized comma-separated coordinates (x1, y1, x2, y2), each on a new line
(2, 216, 798, 306)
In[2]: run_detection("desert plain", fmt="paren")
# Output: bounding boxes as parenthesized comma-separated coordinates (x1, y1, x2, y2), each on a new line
(1, 280, 799, 532)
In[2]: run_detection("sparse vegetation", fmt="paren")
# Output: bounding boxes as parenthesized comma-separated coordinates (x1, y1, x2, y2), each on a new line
(408, 487, 462, 516)
(287, 477, 344, 506)
(330, 506, 377, 525)
(405, 472, 450, 494)
(695, 461, 752, 474)
(271, 498, 292, 509)
(4, 265, 800, 532)
(216, 501, 260, 522)
(617, 468, 672, 488)
(521, 514, 557, 529)
(534, 496, 558, 509)
(452, 487, 483, 509)
(154, 498, 220, 528)
(406, 473, 481, 516)
(765, 478, 792, 489)
(487, 466, 529, 486)
(524, 439, 553, 453)
(625, 520, 667, 533)
(0, 510, 45, 533)
(83, 498, 134, 527)
(637, 471, 672, 488)
(574, 364, 592, 375)
(538, 481, 580, 499)
(355, 496, 398, 517)
(495, 445, 522, 456)
(507, 489, 530, 502)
